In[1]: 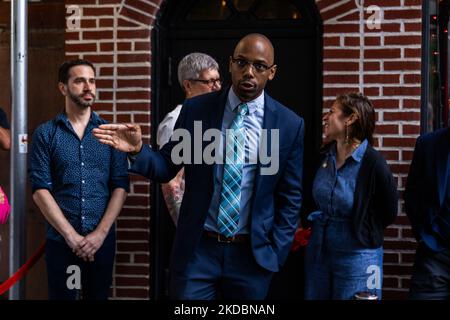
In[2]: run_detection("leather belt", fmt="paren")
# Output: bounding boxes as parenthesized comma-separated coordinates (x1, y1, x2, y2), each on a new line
(204, 231, 249, 244)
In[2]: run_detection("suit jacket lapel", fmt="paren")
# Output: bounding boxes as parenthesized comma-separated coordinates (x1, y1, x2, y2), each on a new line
(206, 88, 229, 186)
(253, 93, 278, 197)
(436, 127, 450, 206)
(210, 88, 229, 131)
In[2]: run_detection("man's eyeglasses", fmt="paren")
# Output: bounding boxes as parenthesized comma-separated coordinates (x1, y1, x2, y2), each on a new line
(231, 57, 275, 72)
(190, 78, 222, 87)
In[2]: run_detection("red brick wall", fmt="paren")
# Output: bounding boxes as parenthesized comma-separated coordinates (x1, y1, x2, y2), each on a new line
(64, 0, 162, 299)
(65, 0, 423, 299)
(316, 0, 422, 299)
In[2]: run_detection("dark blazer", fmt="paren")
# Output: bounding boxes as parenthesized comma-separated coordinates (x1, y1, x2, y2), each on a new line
(129, 88, 304, 272)
(405, 127, 450, 244)
(304, 143, 398, 248)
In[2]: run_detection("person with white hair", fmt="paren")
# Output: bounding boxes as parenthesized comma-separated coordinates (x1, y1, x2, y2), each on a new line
(157, 52, 222, 226)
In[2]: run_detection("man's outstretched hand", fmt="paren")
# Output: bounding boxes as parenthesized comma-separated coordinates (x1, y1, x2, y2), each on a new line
(93, 123, 143, 154)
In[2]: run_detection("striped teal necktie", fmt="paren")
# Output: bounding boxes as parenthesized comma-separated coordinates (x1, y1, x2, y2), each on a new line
(217, 103, 249, 237)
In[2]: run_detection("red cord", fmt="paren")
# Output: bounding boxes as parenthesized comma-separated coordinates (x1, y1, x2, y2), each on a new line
(0, 241, 45, 296)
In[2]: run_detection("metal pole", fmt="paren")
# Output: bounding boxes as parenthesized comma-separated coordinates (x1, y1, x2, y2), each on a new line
(421, 0, 431, 134)
(9, 0, 28, 300)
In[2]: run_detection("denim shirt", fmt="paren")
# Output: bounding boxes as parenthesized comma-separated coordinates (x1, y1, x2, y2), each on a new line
(309, 140, 368, 222)
(29, 111, 130, 242)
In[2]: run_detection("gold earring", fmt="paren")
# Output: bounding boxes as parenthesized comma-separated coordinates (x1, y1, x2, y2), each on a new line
(345, 125, 350, 144)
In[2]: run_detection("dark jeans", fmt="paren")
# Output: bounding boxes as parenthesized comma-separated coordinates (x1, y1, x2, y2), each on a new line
(409, 241, 450, 300)
(45, 231, 116, 300)
(169, 233, 273, 300)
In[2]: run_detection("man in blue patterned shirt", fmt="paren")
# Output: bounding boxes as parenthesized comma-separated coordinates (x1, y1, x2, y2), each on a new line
(29, 59, 129, 300)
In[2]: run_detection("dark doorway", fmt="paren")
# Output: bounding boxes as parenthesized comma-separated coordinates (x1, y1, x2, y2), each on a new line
(151, 0, 323, 299)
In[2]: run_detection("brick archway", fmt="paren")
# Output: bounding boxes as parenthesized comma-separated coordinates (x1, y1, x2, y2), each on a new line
(117, 0, 161, 27)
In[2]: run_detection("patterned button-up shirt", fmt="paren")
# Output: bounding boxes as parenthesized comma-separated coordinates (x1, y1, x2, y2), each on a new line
(29, 111, 129, 242)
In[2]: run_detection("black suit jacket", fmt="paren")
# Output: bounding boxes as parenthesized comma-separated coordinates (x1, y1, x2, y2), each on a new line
(405, 127, 450, 248)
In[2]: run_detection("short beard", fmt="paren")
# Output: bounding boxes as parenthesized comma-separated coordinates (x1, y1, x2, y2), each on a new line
(69, 91, 95, 109)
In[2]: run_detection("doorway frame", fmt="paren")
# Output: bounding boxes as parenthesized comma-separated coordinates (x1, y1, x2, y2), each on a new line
(150, 0, 323, 299)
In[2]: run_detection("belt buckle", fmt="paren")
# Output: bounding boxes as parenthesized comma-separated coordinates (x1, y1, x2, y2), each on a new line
(217, 233, 234, 243)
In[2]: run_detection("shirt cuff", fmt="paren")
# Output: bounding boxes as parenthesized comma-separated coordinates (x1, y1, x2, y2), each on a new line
(127, 144, 149, 165)
(31, 181, 53, 194)
(110, 179, 130, 193)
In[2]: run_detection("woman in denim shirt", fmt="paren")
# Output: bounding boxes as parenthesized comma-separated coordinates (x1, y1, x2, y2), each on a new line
(304, 93, 398, 300)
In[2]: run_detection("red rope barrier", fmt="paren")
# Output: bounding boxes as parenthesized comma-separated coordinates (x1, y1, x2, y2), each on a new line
(0, 241, 45, 296)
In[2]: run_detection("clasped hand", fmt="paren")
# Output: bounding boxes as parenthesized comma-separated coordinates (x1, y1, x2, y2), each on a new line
(65, 230, 106, 262)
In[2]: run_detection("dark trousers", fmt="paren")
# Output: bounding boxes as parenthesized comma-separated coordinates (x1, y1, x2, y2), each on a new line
(169, 233, 273, 300)
(409, 242, 450, 300)
(45, 232, 116, 300)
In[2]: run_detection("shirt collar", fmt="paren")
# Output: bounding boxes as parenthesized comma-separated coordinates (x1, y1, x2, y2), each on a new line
(55, 111, 67, 124)
(350, 139, 368, 162)
(327, 139, 368, 163)
(56, 110, 103, 126)
(228, 87, 264, 115)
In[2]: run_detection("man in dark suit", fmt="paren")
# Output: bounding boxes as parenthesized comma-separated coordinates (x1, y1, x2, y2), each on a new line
(93, 33, 304, 299)
(405, 127, 450, 299)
